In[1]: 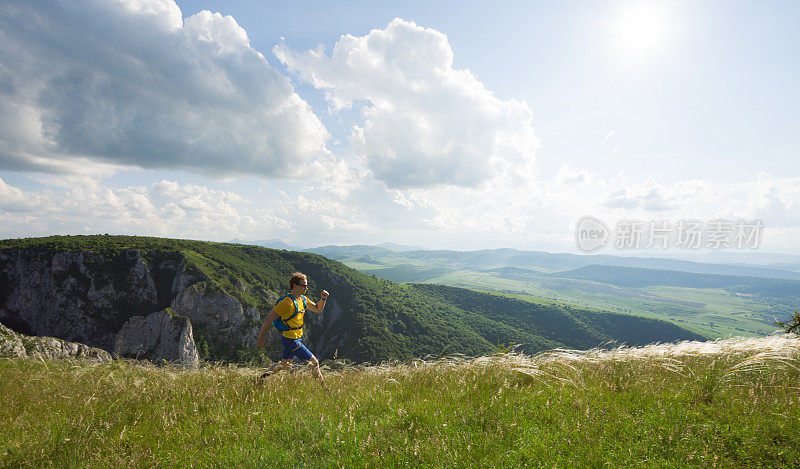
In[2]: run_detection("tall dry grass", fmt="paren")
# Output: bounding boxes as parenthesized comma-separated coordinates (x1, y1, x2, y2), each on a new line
(1, 334, 798, 467)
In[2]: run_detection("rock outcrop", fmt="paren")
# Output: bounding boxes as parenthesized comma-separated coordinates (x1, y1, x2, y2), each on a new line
(0, 321, 111, 361)
(114, 309, 199, 369)
(0, 322, 25, 357)
(169, 281, 262, 350)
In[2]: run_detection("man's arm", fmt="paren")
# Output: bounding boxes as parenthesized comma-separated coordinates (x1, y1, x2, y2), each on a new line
(308, 290, 330, 313)
(257, 308, 279, 347)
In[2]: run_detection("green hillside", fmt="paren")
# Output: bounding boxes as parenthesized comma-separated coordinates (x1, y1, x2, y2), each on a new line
(410, 284, 705, 349)
(0, 235, 702, 363)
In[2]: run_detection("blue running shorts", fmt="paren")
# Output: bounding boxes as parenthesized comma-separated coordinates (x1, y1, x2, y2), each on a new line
(280, 336, 314, 361)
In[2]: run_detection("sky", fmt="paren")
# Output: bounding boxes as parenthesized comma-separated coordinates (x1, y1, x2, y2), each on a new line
(0, 0, 798, 256)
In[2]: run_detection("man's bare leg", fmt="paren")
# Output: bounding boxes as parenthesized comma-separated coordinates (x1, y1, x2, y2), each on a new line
(308, 356, 326, 387)
(261, 358, 292, 378)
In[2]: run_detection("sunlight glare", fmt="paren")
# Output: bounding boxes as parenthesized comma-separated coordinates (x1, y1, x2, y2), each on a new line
(610, 2, 673, 58)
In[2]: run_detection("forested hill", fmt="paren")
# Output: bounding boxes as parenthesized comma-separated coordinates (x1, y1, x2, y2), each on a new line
(0, 235, 703, 363)
(409, 285, 704, 350)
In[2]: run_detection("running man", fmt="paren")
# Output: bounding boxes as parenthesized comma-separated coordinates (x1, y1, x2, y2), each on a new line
(257, 272, 328, 382)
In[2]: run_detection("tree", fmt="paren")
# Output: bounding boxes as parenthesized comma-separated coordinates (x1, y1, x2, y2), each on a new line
(775, 310, 800, 334)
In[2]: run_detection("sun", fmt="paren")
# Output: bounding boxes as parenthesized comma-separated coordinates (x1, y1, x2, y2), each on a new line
(609, 2, 674, 58)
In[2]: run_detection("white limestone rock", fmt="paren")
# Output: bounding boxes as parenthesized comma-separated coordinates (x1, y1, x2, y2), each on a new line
(0, 322, 25, 357)
(0, 321, 111, 361)
(170, 282, 261, 349)
(26, 336, 113, 361)
(114, 309, 199, 369)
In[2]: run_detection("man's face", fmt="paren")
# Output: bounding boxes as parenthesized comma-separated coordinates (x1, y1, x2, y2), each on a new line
(293, 280, 308, 293)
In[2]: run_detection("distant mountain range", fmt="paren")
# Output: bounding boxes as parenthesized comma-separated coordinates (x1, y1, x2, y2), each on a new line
(237, 240, 427, 254)
(232, 238, 800, 279)
(230, 238, 297, 250)
(301, 245, 800, 281)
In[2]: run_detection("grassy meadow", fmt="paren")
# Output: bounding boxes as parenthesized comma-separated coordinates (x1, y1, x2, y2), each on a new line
(1, 335, 799, 468)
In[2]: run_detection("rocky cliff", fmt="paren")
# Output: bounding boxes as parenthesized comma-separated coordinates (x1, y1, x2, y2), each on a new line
(0, 246, 276, 365)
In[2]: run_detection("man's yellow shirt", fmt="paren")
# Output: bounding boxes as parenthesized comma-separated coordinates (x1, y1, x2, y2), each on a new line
(275, 294, 307, 339)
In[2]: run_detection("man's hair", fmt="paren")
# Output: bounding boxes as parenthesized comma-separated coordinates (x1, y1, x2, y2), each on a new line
(289, 272, 307, 289)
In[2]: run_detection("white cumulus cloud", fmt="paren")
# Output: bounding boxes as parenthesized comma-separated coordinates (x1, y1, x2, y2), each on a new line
(0, 0, 328, 177)
(602, 179, 677, 211)
(275, 18, 539, 189)
(0, 177, 292, 241)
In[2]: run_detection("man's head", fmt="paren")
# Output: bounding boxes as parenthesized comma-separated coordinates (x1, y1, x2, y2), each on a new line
(289, 272, 308, 291)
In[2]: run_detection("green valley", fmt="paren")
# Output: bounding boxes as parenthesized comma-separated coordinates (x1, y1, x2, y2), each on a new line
(305, 245, 796, 338)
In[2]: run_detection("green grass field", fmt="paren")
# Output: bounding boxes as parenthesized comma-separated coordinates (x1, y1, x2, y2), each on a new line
(2, 336, 799, 468)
